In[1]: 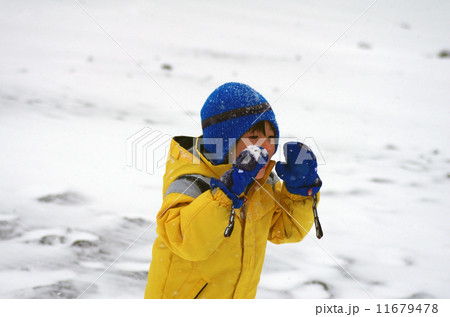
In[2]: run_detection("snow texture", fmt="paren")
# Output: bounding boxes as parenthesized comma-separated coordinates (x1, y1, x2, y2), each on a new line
(0, 0, 449, 299)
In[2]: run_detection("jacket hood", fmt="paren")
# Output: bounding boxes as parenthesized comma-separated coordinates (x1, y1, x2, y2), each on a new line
(161, 136, 232, 198)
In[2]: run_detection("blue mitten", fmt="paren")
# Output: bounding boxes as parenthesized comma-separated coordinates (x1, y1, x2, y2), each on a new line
(275, 142, 322, 196)
(211, 145, 269, 208)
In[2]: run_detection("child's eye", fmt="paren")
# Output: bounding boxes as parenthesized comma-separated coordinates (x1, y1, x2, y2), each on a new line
(249, 136, 259, 140)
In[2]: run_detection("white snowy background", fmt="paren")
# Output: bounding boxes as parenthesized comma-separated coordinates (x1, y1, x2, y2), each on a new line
(0, 0, 449, 299)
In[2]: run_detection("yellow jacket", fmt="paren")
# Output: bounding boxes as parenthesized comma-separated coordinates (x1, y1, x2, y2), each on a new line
(144, 136, 318, 299)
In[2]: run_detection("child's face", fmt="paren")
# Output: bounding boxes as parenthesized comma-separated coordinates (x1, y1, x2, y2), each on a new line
(232, 121, 276, 180)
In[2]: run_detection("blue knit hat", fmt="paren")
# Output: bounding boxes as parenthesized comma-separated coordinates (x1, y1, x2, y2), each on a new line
(200, 82, 279, 165)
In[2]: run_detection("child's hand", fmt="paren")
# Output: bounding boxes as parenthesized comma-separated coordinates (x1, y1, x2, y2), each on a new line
(275, 142, 322, 196)
(211, 145, 269, 208)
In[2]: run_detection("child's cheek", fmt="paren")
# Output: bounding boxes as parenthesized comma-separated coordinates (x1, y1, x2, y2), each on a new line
(255, 165, 266, 179)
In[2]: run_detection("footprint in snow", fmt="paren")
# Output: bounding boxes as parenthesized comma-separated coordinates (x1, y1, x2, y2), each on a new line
(292, 280, 332, 299)
(19, 228, 99, 247)
(0, 213, 20, 240)
(16, 280, 92, 299)
(370, 177, 394, 184)
(400, 160, 428, 172)
(37, 191, 87, 205)
(409, 291, 435, 299)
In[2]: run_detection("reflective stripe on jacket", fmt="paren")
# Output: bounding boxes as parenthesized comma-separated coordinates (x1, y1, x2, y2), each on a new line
(144, 136, 318, 299)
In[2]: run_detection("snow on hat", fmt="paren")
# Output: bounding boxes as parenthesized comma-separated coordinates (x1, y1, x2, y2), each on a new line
(200, 82, 279, 165)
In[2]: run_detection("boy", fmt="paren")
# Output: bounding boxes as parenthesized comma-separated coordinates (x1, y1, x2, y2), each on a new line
(144, 82, 322, 299)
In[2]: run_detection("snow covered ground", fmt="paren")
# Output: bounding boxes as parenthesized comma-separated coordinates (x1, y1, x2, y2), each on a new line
(0, 0, 449, 299)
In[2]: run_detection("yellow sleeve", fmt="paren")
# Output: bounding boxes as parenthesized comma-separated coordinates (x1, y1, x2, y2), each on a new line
(268, 181, 318, 244)
(155, 188, 232, 261)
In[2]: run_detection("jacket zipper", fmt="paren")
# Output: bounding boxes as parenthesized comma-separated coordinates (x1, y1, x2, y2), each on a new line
(194, 283, 208, 299)
(241, 204, 246, 220)
(240, 179, 255, 220)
